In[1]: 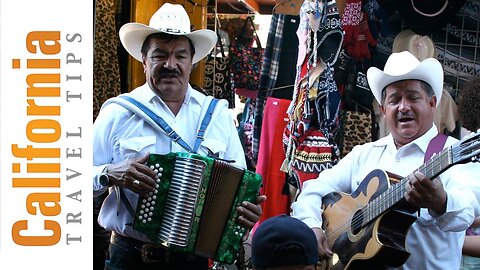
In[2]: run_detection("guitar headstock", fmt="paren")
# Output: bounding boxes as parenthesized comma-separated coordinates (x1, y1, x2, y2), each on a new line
(452, 129, 480, 165)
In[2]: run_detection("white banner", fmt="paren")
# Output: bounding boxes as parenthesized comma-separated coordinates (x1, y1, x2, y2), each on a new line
(0, 0, 93, 268)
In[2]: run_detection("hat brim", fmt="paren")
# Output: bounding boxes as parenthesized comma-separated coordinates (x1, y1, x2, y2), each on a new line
(367, 58, 443, 106)
(119, 22, 217, 64)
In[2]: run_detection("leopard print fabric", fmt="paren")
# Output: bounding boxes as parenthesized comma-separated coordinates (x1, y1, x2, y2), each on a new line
(341, 110, 372, 157)
(93, 0, 121, 121)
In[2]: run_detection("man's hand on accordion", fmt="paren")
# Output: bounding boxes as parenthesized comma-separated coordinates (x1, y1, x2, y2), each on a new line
(104, 153, 157, 197)
(236, 194, 267, 240)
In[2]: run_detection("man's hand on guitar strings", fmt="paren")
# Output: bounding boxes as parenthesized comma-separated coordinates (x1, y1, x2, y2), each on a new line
(404, 171, 447, 215)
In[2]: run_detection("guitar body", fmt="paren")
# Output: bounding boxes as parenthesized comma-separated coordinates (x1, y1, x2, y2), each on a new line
(322, 169, 417, 270)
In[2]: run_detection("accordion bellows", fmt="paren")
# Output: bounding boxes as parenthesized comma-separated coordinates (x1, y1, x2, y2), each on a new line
(133, 152, 262, 264)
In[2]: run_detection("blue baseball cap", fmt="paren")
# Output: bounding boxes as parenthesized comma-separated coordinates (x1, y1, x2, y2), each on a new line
(251, 215, 319, 268)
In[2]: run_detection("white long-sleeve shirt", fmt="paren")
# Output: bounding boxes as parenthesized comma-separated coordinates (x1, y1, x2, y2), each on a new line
(291, 125, 480, 270)
(93, 83, 246, 242)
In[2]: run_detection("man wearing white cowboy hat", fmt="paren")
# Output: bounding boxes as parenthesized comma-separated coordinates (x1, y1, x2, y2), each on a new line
(291, 51, 480, 269)
(93, 3, 266, 269)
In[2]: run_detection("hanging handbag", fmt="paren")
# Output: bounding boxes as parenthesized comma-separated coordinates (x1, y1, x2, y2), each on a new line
(204, 28, 235, 108)
(340, 109, 373, 157)
(229, 16, 265, 99)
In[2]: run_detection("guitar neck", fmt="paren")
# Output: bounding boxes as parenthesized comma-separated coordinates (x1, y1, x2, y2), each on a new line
(364, 146, 453, 225)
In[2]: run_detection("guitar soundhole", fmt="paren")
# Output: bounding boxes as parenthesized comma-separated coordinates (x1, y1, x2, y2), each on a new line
(351, 209, 364, 235)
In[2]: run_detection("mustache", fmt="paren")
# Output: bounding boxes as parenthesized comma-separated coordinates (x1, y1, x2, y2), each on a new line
(397, 111, 415, 120)
(158, 68, 180, 77)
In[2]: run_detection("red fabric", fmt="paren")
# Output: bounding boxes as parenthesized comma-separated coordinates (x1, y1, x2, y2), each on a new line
(341, 0, 377, 60)
(256, 97, 291, 224)
(344, 13, 377, 60)
(341, 0, 363, 50)
(290, 128, 334, 186)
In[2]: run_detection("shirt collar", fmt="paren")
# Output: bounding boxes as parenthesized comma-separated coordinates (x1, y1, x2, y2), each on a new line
(138, 83, 204, 107)
(413, 125, 439, 154)
(373, 125, 439, 153)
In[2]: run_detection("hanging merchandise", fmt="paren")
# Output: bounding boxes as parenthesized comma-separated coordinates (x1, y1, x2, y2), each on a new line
(363, 0, 393, 40)
(288, 126, 335, 185)
(344, 62, 374, 110)
(229, 16, 265, 100)
(204, 29, 235, 108)
(288, 65, 341, 186)
(341, 0, 377, 60)
(237, 98, 256, 169)
(339, 110, 373, 157)
(296, 0, 343, 67)
(282, 0, 343, 190)
(396, 0, 467, 35)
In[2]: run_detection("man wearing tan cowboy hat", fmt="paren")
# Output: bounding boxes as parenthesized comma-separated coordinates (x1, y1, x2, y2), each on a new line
(92, 3, 266, 269)
(291, 51, 480, 269)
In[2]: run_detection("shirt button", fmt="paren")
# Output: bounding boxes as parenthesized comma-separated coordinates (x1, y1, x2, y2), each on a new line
(396, 158, 400, 162)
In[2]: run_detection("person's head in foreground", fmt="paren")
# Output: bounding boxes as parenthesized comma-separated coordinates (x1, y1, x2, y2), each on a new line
(251, 215, 318, 270)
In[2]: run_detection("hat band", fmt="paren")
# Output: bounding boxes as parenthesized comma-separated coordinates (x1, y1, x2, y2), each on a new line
(159, 28, 188, 35)
(411, 0, 448, 17)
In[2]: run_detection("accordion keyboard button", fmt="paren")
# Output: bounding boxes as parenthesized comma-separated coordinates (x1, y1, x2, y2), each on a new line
(150, 165, 155, 170)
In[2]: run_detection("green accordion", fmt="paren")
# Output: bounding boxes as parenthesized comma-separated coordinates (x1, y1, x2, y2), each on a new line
(133, 152, 262, 264)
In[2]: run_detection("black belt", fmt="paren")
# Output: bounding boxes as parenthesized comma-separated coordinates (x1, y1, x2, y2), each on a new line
(110, 233, 201, 265)
(110, 232, 172, 264)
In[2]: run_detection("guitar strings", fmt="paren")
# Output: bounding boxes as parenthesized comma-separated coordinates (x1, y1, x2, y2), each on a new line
(325, 147, 452, 242)
(331, 136, 479, 242)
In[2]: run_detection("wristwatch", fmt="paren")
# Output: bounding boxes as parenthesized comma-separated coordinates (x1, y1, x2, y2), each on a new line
(99, 167, 112, 187)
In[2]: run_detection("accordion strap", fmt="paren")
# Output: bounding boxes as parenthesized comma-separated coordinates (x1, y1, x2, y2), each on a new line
(117, 95, 193, 152)
(194, 97, 219, 152)
(110, 95, 219, 153)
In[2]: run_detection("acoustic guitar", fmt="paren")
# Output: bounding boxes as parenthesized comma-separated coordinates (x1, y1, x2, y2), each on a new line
(321, 131, 480, 269)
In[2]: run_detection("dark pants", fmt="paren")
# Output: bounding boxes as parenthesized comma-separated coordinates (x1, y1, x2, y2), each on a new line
(104, 233, 208, 270)
(94, 194, 111, 270)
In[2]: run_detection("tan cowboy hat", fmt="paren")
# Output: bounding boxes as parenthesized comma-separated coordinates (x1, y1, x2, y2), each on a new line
(119, 3, 217, 64)
(392, 29, 436, 61)
(367, 51, 443, 106)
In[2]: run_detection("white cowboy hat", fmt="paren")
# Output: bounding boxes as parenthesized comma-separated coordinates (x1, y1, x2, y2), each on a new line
(392, 29, 436, 61)
(367, 51, 443, 106)
(119, 3, 217, 64)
